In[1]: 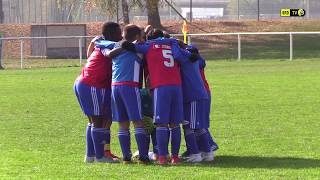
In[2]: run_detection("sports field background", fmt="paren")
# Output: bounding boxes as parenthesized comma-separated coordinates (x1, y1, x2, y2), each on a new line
(0, 59, 320, 179)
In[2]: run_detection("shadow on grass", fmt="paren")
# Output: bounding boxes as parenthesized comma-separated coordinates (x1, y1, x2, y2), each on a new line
(173, 156, 320, 169)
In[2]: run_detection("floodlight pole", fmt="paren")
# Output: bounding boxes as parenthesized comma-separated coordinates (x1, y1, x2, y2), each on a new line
(257, 0, 260, 21)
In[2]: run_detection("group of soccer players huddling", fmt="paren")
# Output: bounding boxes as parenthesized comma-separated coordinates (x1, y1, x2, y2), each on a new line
(74, 21, 218, 165)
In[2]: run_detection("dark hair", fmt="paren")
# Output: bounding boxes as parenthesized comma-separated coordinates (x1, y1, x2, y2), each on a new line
(123, 24, 142, 42)
(102, 22, 122, 42)
(152, 29, 164, 39)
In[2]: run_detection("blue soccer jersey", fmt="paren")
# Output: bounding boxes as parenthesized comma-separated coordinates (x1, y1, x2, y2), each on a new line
(172, 45, 208, 103)
(95, 40, 143, 86)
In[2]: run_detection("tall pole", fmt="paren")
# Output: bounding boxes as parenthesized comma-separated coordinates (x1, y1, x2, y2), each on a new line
(238, 0, 240, 20)
(189, 0, 192, 23)
(257, 0, 260, 21)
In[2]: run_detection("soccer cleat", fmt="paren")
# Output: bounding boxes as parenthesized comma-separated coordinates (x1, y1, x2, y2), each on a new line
(122, 157, 132, 164)
(138, 157, 151, 165)
(185, 153, 203, 163)
(95, 157, 120, 163)
(201, 152, 214, 162)
(104, 150, 119, 160)
(148, 152, 158, 161)
(84, 156, 95, 163)
(158, 156, 168, 165)
(180, 151, 190, 159)
(171, 156, 180, 165)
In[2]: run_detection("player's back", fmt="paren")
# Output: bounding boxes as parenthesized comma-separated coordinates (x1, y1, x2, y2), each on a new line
(112, 47, 142, 86)
(145, 41, 181, 89)
(78, 48, 112, 88)
(180, 59, 208, 102)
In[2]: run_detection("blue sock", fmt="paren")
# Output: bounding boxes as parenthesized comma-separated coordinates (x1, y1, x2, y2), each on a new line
(196, 129, 211, 153)
(146, 133, 151, 153)
(170, 126, 181, 157)
(104, 129, 110, 151)
(135, 127, 148, 160)
(118, 129, 131, 160)
(184, 128, 199, 155)
(156, 127, 169, 157)
(151, 128, 158, 154)
(86, 123, 95, 157)
(91, 128, 106, 159)
(207, 129, 219, 151)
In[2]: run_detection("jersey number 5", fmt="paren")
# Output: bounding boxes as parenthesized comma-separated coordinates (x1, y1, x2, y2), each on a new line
(162, 49, 174, 68)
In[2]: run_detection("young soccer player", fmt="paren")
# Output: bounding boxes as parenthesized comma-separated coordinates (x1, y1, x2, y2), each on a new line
(121, 29, 197, 164)
(198, 53, 219, 152)
(74, 22, 122, 163)
(172, 44, 213, 163)
(96, 24, 149, 164)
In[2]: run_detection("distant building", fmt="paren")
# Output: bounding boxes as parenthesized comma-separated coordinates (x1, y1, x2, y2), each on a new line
(175, 0, 229, 19)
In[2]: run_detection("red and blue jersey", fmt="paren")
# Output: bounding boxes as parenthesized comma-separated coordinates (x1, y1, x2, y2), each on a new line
(198, 56, 211, 92)
(134, 38, 183, 89)
(173, 45, 209, 102)
(77, 48, 112, 89)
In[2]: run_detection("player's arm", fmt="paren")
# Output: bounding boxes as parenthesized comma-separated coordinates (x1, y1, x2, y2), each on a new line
(172, 43, 199, 64)
(102, 47, 124, 58)
(121, 41, 151, 55)
(87, 36, 103, 58)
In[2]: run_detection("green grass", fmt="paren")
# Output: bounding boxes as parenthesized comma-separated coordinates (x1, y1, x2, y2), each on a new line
(0, 59, 320, 179)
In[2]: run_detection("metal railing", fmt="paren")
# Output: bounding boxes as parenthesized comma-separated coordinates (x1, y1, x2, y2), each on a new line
(1, 31, 320, 69)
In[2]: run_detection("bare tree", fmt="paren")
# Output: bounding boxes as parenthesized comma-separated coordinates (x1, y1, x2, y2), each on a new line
(146, 0, 162, 28)
(122, 0, 130, 24)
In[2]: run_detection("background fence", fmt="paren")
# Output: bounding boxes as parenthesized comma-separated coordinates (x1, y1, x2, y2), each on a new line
(1, 31, 320, 69)
(1, 0, 320, 24)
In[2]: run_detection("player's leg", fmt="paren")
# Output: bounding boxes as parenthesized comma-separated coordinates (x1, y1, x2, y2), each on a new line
(123, 87, 149, 163)
(169, 86, 184, 164)
(112, 86, 132, 163)
(194, 99, 213, 162)
(74, 81, 99, 163)
(153, 87, 171, 165)
(183, 101, 202, 163)
(204, 92, 219, 151)
(102, 88, 119, 160)
(89, 87, 118, 163)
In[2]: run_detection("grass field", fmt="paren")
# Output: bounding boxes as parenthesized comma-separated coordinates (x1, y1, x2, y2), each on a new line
(0, 59, 320, 179)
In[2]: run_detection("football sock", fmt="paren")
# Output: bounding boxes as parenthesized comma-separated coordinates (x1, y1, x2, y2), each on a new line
(207, 129, 219, 150)
(104, 129, 111, 151)
(196, 128, 211, 153)
(86, 123, 95, 157)
(118, 129, 132, 160)
(135, 127, 148, 159)
(91, 128, 106, 159)
(156, 127, 169, 157)
(151, 128, 158, 154)
(184, 127, 200, 155)
(146, 133, 151, 153)
(170, 126, 181, 157)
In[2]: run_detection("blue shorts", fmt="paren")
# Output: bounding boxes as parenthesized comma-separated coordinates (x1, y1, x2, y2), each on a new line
(74, 80, 112, 119)
(111, 85, 142, 122)
(153, 85, 183, 125)
(183, 99, 209, 129)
